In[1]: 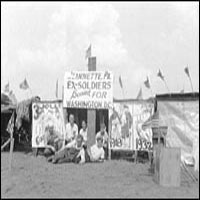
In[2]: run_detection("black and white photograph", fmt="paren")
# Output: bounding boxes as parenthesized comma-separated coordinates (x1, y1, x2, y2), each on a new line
(1, 1, 199, 198)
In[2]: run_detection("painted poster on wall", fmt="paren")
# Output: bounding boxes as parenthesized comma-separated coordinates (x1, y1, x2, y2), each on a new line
(32, 101, 66, 148)
(109, 103, 133, 150)
(132, 101, 154, 151)
(109, 100, 154, 151)
(63, 71, 113, 109)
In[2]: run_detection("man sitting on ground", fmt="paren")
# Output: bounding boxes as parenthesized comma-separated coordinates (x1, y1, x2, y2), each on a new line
(96, 123, 108, 159)
(43, 125, 63, 158)
(47, 134, 84, 164)
(77, 136, 105, 164)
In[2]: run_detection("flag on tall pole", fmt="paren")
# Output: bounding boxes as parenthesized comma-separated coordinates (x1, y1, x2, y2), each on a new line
(157, 69, 170, 93)
(19, 78, 29, 90)
(184, 66, 194, 93)
(4, 82, 10, 93)
(136, 87, 143, 100)
(144, 76, 150, 89)
(56, 79, 58, 99)
(85, 44, 91, 59)
(184, 66, 190, 77)
(144, 76, 153, 96)
(157, 69, 164, 81)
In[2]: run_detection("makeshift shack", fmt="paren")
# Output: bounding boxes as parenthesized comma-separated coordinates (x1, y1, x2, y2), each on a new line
(156, 92, 199, 171)
(1, 93, 16, 149)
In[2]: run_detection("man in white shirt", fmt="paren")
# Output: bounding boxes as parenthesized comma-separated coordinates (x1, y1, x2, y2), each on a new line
(96, 123, 108, 147)
(65, 114, 78, 144)
(77, 136, 105, 163)
(96, 123, 108, 159)
(79, 120, 87, 144)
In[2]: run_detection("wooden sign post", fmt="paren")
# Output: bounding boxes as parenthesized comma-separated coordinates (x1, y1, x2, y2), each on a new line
(87, 57, 97, 148)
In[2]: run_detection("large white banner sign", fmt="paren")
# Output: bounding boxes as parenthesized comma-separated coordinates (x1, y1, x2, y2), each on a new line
(63, 71, 113, 109)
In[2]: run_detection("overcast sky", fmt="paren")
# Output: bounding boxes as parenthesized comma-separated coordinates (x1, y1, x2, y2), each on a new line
(1, 2, 199, 101)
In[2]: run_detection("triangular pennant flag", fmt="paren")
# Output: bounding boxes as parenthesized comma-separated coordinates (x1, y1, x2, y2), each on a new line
(136, 87, 143, 100)
(144, 77, 150, 89)
(184, 66, 190, 77)
(19, 78, 29, 90)
(85, 44, 91, 59)
(157, 69, 164, 81)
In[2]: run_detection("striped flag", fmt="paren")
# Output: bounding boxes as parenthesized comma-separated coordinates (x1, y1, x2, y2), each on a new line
(184, 66, 190, 77)
(144, 76, 150, 89)
(6, 112, 15, 136)
(19, 78, 29, 90)
(85, 44, 91, 59)
(119, 75, 123, 89)
(157, 69, 164, 81)
(4, 82, 9, 93)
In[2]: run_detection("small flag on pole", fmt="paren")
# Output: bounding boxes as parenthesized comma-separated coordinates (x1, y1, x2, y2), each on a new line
(56, 79, 58, 99)
(136, 87, 143, 100)
(157, 69, 170, 93)
(184, 66, 190, 77)
(19, 78, 29, 90)
(184, 66, 194, 93)
(119, 75, 123, 89)
(157, 69, 164, 81)
(85, 44, 91, 59)
(144, 76, 150, 89)
(4, 82, 10, 93)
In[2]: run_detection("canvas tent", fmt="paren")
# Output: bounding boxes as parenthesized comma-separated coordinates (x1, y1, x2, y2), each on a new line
(156, 92, 199, 171)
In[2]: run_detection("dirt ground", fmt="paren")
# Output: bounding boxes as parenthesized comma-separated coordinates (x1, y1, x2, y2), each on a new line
(1, 151, 199, 198)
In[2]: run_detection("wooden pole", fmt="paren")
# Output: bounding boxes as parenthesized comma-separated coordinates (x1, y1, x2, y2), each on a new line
(1, 138, 11, 151)
(9, 138, 14, 172)
(87, 57, 97, 148)
(108, 112, 111, 160)
(9, 114, 14, 173)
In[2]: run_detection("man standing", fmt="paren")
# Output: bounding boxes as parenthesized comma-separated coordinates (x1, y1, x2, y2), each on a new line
(65, 114, 78, 145)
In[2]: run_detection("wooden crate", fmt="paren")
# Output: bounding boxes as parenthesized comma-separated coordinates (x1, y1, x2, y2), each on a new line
(154, 147, 181, 187)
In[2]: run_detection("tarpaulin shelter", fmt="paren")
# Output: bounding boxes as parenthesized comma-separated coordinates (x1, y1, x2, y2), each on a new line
(1, 93, 17, 147)
(156, 92, 199, 171)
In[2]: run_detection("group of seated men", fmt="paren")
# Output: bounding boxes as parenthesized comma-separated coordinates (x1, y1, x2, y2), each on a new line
(43, 114, 109, 164)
